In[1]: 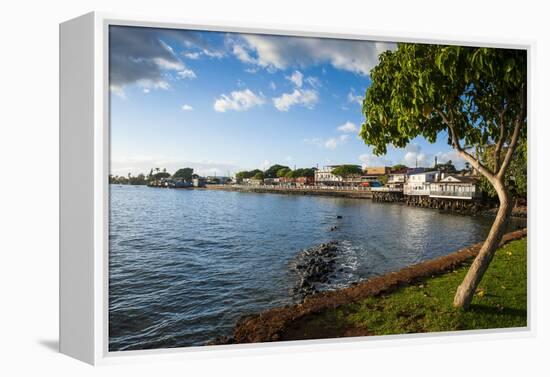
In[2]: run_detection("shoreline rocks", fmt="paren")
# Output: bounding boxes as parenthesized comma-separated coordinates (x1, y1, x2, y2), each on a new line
(290, 241, 340, 299)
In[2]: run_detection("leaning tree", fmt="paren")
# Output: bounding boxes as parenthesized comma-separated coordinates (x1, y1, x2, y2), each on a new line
(360, 44, 527, 309)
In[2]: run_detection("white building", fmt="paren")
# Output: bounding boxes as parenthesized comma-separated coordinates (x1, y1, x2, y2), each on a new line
(314, 165, 344, 185)
(404, 171, 440, 195)
(429, 175, 481, 200)
(387, 173, 406, 189)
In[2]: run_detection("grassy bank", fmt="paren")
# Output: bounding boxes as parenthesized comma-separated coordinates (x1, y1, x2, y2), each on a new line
(281, 238, 527, 340)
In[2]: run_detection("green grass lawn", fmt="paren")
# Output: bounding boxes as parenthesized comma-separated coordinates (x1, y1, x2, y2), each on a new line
(300, 238, 527, 336)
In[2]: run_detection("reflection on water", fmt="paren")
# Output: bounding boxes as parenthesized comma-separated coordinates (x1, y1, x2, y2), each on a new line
(109, 185, 525, 350)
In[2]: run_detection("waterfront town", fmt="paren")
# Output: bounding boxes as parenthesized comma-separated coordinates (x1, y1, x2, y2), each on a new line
(109, 157, 502, 214)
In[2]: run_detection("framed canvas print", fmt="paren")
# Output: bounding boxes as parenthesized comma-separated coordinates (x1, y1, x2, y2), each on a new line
(59, 12, 531, 365)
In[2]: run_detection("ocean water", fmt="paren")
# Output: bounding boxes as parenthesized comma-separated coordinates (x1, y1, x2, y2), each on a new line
(109, 184, 525, 350)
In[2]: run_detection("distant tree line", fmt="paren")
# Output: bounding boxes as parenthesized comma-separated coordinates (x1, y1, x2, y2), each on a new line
(109, 173, 148, 185)
(235, 164, 317, 183)
(235, 169, 264, 182)
(109, 167, 197, 185)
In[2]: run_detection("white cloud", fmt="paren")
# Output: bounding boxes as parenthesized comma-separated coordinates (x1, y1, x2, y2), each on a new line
(337, 121, 358, 133)
(435, 150, 465, 169)
(325, 139, 339, 150)
(213, 89, 265, 112)
(324, 134, 349, 150)
(403, 144, 428, 168)
(142, 88, 150, 94)
(109, 27, 201, 96)
(230, 34, 396, 75)
(305, 76, 322, 88)
(287, 70, 303, 87)
(177, 68, 197, 79)
(347, 89, 363, 106)
(181, 104, 193, 111)
(404, 151, 427, 167)
(110, 85, 127, 98)
(153, 56, 196, 80)
(359, 153, 393, 168)
(273, 89, 319, 111)
(232, 44, 256, 65)
(183, 49, 224, 60)
(245, 67, 259, 74)
(184, 52, 200, 59)
(153, 57, 184, 71)
(202, 49, 224, 59)
(396, 144, 465, 169)
(269, 81, 277, 90)
(260, 160, 271, 171)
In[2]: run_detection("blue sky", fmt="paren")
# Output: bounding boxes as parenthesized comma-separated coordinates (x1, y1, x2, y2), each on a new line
(109, 26, 463, 177)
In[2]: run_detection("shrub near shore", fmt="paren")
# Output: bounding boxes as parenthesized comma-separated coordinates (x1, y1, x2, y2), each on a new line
(282, 238, 527, 340)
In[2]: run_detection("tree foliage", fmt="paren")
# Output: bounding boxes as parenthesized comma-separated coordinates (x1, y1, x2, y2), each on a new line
(153, 171, 170, 180)
(276, 167, 291, 178)
(252, 171, 264, 180)
(236, 169, 263, 182)
(479, 140, 527, 199)
(360, 44, 526, 185)
(392, 164, 407, 170)
(172, 167, 194, 181)
(332, 165, 363, 178)
(360, 43, 527, 310)
(284, 168, 315, 178)
(265, 164, 290, 178)
(435, 160, 457, 173)
(109, 173, 147, 185)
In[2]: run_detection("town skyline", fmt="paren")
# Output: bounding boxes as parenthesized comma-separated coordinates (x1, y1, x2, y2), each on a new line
(110, 26, 465, 177)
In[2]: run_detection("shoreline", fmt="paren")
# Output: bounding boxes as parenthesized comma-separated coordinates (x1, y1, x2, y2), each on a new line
(209, 228, 527, 345)
(203, 184, 373, 199)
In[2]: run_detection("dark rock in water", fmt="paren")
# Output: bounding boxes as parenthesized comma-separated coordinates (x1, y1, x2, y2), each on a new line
(290, 241, 340, 300)
(337, 215, 343, 219)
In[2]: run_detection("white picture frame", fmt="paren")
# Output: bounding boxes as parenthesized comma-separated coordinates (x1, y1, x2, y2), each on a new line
(59, 11, 534, 365)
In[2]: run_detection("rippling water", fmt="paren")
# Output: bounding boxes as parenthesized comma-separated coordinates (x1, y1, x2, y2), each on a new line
(109, 185, 525, 351)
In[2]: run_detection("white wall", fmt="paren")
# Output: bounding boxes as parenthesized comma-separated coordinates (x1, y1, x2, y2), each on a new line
(0, 0, 548, 376)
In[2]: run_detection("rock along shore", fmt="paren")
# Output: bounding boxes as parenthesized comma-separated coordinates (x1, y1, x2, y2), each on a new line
(204, 185, 373, 199)
(208, 228, 527, 345)
(290, 241, 340, 299)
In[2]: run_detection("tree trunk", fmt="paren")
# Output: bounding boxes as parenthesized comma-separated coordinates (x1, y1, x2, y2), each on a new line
(453, 179, 513, 309)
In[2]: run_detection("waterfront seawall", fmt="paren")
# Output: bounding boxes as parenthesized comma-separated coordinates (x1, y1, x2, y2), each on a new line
(204, 185, 373, 199)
